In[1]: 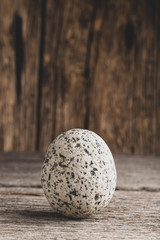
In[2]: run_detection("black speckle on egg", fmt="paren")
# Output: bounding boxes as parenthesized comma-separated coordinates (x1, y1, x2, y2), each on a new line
(95, 194, 99, 200)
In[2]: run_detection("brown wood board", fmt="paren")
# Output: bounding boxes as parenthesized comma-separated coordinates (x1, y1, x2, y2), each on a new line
(0, 0, 160, 154)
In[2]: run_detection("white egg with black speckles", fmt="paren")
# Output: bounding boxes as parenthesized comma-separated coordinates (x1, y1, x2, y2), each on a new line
(41, 129, 117, 218)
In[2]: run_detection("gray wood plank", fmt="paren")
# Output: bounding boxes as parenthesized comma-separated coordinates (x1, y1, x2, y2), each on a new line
(0, 187, 159, 240)
(0, 152, 159, 239)
(114, 154, 160, 191)
(0, 152, 159, 190)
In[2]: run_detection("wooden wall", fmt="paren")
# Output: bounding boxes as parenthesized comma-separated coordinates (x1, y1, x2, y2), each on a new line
(0, 0, 160, 155)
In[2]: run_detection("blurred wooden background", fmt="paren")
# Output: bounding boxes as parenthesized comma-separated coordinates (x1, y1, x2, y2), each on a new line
(0, 0, 160, 155)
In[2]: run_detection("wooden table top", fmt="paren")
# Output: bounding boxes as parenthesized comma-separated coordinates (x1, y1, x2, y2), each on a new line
(0, 152, 160, 240)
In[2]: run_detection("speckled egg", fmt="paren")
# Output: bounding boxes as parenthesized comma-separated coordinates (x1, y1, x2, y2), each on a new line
(41, 129, 116, 218)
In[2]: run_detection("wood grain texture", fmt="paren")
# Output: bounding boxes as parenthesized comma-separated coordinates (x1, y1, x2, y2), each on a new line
(39, 0, 94, 151)
(16, 0, 42, 151)
(155, 0, 160, 155)
(0, 0, 160, 155)
(88, 0, 160, 155)
(0, 152, 160, 239)
(0, 188, 160, 240)
(0, 152, 159, 191)
(0, 0, 42, 151)
(0, 0, 17, 151)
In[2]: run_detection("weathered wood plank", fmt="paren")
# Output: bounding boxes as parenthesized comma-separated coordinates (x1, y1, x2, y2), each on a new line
(0, 188, 159, 240)
(0, 0, 42, 151)
(88, 0, 160, 155)
(130, 0, 159, 155)
(0, 0, 17, 150)
(0, 153, 159, 239)
(39, 0, 94, 151)
(155, 0, 160, 155)
(13, 0, 42, 151)
(0, 152, 159, 191)
(0, 0, 160, 155)
(0, 152, 43, 188)
(114, 154, 160, 191)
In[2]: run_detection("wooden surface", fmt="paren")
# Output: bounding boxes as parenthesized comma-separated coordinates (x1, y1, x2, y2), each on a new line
(0, 152, 160, 240)
(0, 0, 42, 151)
(0, 0, 160, 155)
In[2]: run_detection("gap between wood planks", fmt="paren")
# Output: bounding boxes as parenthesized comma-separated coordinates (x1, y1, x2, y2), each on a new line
(0, 186, 159, 198)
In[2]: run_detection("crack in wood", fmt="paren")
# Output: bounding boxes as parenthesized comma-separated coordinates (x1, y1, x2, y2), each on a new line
(52, 1, 65, 140)
(13, 12, 24, 104)
(0, 185, 42, 188)
(0, 185, 159, 193)
(116, 187, 160, 192)
(0, 191, 41, 196)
